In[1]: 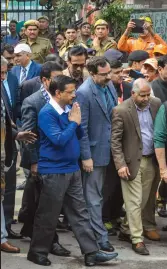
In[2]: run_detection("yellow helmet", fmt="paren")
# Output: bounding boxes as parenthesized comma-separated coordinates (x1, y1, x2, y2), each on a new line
(139, 16, 153, 25)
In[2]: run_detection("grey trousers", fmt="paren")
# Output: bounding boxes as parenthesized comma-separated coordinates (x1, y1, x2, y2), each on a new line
(1, 202, 8, 244)
(82, 167, 108, 244)
(29, 170, 98, 256)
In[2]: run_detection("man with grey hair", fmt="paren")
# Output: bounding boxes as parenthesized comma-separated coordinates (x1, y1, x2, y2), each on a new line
(11, 44, 41, 85)
(111, 78, 161, 255)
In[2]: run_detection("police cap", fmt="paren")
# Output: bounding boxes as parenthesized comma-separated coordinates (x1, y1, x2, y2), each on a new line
(128, 50, 149, 62)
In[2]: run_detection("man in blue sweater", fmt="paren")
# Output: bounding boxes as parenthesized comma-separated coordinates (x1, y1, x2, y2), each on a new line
(27, 75, 118, 266)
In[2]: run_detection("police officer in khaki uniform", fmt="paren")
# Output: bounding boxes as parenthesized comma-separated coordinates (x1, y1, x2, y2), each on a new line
(92, 19, 117, 56)
(37, 16, 55, 47)
(19, 20, 53, 64)
(59, 24, 87, 61)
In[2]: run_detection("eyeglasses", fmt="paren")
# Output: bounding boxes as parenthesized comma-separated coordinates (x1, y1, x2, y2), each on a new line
(97, 70, 112, 77)
(64, 89, 76, 96)
(72, 64, 85, 69)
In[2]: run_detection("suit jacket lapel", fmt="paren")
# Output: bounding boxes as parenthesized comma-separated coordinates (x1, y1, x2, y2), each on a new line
(27, 61, 34, 80)
(90, 78, 110, 122)
(7, 76, 15, 107)
(128, 98, 142, 140)
(149, 98, 157, 121)
(15, 66, 21, 82)
(108, 81, 118, 106)
(1, 83, 13, 121)
(39, 90, 48, 106)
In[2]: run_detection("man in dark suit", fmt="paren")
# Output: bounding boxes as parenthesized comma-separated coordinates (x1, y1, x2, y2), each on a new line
(111, 78, 161, 255)
(19, 61, 70, 256)
(1, 55, 21, 238)
(11, 44, 41, 85)
(76, 57, 117, 252)
(1, 57, 37, 252)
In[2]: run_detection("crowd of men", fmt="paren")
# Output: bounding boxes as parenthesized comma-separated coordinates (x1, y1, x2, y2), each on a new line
(1, 14, 167, 267)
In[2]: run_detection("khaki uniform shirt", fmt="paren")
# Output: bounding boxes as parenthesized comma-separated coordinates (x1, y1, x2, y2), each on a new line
(19, 37, 53, 64)
(59, 40, 88, 61)
(38, 29, 55, 46)
(92, 37, 117, 56)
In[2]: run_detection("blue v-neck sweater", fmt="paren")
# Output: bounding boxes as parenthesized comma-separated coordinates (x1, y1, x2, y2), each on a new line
(38, 103, 83, 174)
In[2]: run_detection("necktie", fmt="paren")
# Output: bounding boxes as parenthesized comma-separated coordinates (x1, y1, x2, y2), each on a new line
(105, 88, 114, 116)
(20, 67, 27, 84)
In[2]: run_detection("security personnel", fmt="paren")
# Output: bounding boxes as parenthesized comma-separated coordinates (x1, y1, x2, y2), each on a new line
(19, 20, 53, 64)
(118, 16, 167, 57)
(123, 50, 149, 83)
(37, 16, 55, 46)
(92, 19, 117, 56)
(59, 24, 87, 61)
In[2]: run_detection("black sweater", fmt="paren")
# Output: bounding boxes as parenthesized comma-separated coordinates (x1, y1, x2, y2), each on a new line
(152, 78, 167, 103)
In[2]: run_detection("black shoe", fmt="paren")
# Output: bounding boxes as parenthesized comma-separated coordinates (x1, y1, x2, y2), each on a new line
(12, 219, 18, 224)
(27, 252, 51, 266)
(132, 242, 149, 255)
(56, 220, 69, 231)
(16, 180, 26, 190)
(108, 228, 117, 236)
(6, 227, 23, 239)
(99, 241, 114, 252)
(118, 231, 132, 243)
(120, 208, 126, 218)
(157, 209, 167, 218)
(85, 251, 118, 266)
(162, 225, 167, 231)
(50, 243, 71, 256)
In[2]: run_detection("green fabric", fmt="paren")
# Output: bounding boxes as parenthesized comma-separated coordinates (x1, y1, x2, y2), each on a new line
(16, 21, 25, 34)
(154, 104, 167, 148)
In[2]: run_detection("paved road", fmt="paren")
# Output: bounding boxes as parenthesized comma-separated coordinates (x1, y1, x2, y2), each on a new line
(1, 170, 167, 269)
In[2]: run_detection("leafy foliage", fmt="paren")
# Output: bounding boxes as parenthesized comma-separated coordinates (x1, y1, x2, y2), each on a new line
(52, 0, 85, 27)
(99, 0, 134, 41)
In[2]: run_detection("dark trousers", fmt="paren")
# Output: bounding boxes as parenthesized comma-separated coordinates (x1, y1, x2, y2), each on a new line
(3, 150, 17, 227)
(102, 157, 124, 222)
(18, 173, 59, 243)
(29, 170, 98, 256)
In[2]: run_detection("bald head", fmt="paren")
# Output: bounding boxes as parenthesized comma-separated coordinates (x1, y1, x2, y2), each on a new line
(132, 78, 151, 109)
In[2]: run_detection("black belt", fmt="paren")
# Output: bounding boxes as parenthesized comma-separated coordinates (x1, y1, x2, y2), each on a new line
(142, 153, 154, 158)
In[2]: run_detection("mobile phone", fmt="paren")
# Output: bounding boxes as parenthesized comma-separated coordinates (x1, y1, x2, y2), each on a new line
(129, 69, 145, 79)
(131, 19, 144, 33)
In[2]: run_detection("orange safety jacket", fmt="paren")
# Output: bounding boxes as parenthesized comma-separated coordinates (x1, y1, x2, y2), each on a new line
(118, 33, 167, 57)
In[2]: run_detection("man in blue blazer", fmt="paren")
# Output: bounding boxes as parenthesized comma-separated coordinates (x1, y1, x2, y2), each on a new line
(11, 44, 41, 85)
(76, 57, 118, 252)
(1, 56, 22, 239)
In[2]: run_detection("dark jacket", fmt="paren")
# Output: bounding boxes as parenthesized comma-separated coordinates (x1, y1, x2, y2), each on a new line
(20, 89, 47, 169)
(20, 76, 41, 106)
(1, 83, 18, 167)
(152, 78, 167, 103)
(3, 71, 21, 122)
